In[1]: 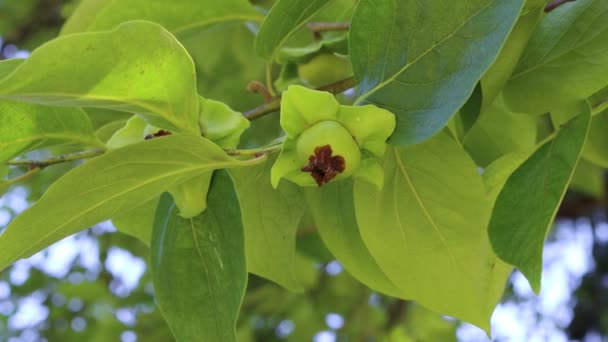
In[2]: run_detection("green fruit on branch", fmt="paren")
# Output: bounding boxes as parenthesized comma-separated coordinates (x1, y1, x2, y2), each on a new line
(271, 85, 395, 188)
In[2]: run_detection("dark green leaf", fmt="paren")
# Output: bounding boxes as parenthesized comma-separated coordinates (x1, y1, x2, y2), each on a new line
(230, 157, 307, 291)
(0, 134, 256, 270)
(488, 109, 591, 293)
(570, 159, 605, 198)
(353, 132, 512, 331)
(151, 170, 246, 342)
(350, 0, 524, 145)
(0, 21, 199, 133)
(255, 0, 336, 60)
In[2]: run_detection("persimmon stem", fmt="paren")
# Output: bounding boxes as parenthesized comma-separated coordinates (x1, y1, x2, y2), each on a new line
(2, 167, 41, 188)
(243, 77, 357, 120)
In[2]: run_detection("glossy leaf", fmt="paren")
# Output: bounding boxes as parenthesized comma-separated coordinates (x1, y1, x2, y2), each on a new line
(151, 171, 246, 342)
(306, 180, 404, 298)
(0, 134, 256, 270)
(62, 0, 261, 36)
(350, 0, 524, 145)
(0, 100, 102, 163)
(488, 109, 591, 293)
(353, 132, 511, 330)
(255, 0, 336, 60)
(503, 0, 608, 115)
(0, 21, 199, 133)
(230, 157, 307, 291)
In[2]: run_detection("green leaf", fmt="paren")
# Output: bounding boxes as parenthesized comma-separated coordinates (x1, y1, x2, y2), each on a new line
(353, 132, 511, 330)
(151, 170, 246, 342)
(463, 97, 537, 166)
(61, 0, 261, 36)
(0, 100, 102, 163)
(488, 109, 591, 293)
(350, 0, 524, 145)
(112, 197, 159, 246)
(0, 21, 199, 134)
(255, 0, 336, 60)
(230, 156, 307, 292)
(305, 180, 404, 298)
(480, 7, 542, 110)
(0, 134, 256, 270)
(503, 0, 608, 115)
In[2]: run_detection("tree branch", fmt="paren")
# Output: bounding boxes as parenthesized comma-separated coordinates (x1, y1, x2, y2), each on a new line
(7, 149, 106, 169)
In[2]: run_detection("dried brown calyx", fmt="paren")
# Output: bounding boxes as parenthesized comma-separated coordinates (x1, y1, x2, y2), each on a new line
(144, 130, 172, 140)
(301, 145, 345, 187)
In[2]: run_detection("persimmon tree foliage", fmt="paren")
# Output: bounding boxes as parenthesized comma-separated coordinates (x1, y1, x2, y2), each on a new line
(0, 0, 607, 340)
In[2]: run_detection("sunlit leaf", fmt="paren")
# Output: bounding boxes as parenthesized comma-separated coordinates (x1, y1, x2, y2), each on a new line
(354, 132, 511, 330)
(0, 134, 257, 270)
(0, 21, 199, 133)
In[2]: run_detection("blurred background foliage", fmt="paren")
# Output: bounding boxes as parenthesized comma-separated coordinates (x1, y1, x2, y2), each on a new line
(0, 0, 607, 341)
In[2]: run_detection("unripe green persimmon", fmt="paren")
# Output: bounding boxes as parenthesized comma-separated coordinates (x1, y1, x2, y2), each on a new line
(296, 121, 361, 179)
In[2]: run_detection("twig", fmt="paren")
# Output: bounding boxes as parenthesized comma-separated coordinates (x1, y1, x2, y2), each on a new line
(1, 167, 41, 190)
(307, 22, 350, 33)
(247, 81, 275, 102)
(243, 77, 357, 120)
(7, 149, 105, 169)
(545, 0, 576, 12)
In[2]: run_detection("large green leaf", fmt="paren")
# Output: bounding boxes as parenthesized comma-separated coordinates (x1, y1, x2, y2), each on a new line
(0, 100, 102, 163)
(0, 21, 199, 133)
(353, 132, 511, 330)
(305, 180, 404, 298)
(0, 134, 257, 270)
(230, 157, 307, 292)
(151, 171, 246, 342)
(480, 7, 542, 110)
(61, 0, 261, 36)
(488, 109, 591, 293)
(255, 0, 336, 60)
(350, 0, 524, 145)
(463, 97, 537, 166)
(503, 0, 608, 115)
